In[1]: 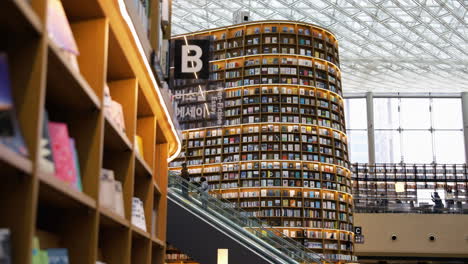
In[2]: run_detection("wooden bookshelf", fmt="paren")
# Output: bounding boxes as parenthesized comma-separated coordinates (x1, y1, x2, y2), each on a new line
(170, 21, 354, 263)
(0, 1, 180, 264)
(165, 244, 200, 264)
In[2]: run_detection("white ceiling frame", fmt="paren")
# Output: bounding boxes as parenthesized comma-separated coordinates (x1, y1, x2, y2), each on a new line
(172, 0, 468, 93)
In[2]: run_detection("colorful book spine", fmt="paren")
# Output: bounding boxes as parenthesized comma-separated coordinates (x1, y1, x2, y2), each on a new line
(48, 122, 77, 186)
(69, 138, 82, 191)
(0, 53, 28, 156)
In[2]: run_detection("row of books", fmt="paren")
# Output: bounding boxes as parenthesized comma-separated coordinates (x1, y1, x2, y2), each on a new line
(32, 236, 70, 264)
(215, 48, 335, 64)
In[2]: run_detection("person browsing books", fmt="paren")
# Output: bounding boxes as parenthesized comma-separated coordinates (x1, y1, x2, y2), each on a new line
(199, 177, 209, 209)
(180, 163, 190, 198)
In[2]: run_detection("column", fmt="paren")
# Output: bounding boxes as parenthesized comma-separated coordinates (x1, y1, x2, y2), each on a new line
(366, 92, 376, 164)
(461, 92, 468, 163)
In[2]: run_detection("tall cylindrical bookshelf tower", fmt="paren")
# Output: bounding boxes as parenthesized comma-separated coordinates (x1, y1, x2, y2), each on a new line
(170, 21, 355, 262)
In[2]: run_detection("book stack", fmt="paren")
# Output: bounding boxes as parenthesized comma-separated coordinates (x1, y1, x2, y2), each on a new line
(132, 197, 146, 231)
(99, 169, 125, 218)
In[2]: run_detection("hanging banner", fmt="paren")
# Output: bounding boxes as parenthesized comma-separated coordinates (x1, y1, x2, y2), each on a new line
(173, 38, 211, 79)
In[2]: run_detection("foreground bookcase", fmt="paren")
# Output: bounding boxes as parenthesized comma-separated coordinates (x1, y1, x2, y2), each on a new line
(0, 0, 179, 264)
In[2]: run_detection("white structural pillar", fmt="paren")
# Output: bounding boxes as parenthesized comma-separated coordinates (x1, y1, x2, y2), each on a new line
(461, 92, 468, 163)
(366, 92, 376, 164)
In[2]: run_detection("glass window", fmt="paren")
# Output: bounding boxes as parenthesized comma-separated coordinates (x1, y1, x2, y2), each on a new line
(345, 98, 367, 129)
(374, 98, 400, 129)
(401, 131, 433, 163)
(432, 99, 462, 129)
(375, 130, 401, 163)
(400, 99, 430, 129)
(347, 130, 368, 163)
(434, 131, 465, 163)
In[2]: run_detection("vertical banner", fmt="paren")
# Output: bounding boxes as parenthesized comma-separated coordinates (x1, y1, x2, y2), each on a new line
(170, 36, 224, 129)
(173, 38, 211, 79)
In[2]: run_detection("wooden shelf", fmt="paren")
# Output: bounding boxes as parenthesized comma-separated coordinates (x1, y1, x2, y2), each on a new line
(0, 143, 33, 175)
(104, 115, 132, 151)
(38, 172, 96, 209)
(132, 224, 151, 239)
(136, 153, 153, 178)
(0, 0, 179, 263)
(0, 0, 43, 35)
(100, 206, 129, 228)
(152, 236, 165, 248)
(47, 39, 101, 112)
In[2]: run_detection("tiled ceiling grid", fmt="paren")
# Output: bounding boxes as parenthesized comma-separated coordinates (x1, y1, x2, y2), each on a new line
(171, 0, 468, 93)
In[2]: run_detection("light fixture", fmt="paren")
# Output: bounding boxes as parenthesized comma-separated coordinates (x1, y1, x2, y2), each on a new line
(217, 249, 228, 264)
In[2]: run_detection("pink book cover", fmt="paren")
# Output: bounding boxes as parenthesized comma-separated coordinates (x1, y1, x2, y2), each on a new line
(48, 122, 77, 185)
(47, 0, 79, 55)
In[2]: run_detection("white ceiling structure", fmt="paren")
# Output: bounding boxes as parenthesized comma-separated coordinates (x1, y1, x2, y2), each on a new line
(171, 0, 468, 93)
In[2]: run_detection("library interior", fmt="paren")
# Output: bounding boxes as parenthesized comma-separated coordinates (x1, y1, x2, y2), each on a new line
(1, 0, 468, 264)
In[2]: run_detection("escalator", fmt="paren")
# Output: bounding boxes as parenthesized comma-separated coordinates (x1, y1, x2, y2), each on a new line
(167, 176, 331, 264)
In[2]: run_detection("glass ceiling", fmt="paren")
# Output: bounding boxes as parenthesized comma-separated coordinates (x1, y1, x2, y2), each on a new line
(171, 0, 468, 93)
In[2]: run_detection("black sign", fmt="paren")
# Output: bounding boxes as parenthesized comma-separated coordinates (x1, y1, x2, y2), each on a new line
(173, 39, 210, 79)
(354, 226, 362, 235)
(355, 235, 364, 244)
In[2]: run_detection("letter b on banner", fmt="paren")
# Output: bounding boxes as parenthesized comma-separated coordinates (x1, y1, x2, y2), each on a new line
(181, 45, 202, 73)
(174, 39, 210, 79)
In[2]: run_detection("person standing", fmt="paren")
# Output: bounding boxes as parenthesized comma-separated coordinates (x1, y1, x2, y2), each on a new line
(431, 191, 443, 212)
(446, 187, 455, 209)
(199, 177, 209, 209)
(180, 163, 190, 198)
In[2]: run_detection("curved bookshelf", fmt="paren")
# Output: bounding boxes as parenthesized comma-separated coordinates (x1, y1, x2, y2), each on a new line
(171, 21, 354, 262)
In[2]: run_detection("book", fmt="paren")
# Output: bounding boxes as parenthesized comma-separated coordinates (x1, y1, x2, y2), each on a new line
(0, 53, 28, 156)
(0, 229, 11, 264)
(46, 248, 69, 264)
(99, 169, 115, 210)
(39, 111, 55, 174)
(135, 135, 144, 158)
(104, 99, 126, 134)
(114, 181, 125, 218)
(69, 138, 82, 191)
(48, 122, 77, 186)
(47, 0, 80, 70)
(32, 237, 41, 264)
(132, 197, 147, 231)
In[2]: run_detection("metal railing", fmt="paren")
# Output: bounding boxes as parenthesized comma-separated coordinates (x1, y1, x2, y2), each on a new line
(353, 197, 468, 214)
(168, 176, 349, 264)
